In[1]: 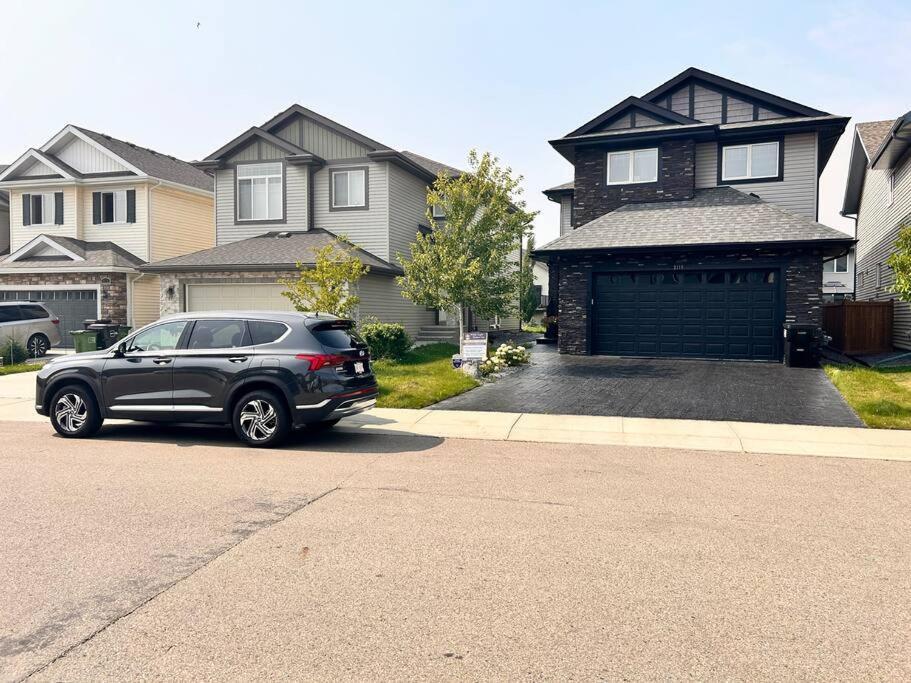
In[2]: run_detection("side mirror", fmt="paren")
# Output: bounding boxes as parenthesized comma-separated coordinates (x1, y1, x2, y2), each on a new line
(114, 342, 127, 357)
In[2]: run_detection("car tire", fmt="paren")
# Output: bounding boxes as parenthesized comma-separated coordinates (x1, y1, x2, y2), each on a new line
(307, 418, 340, 431)
(232, 390, 290, 448)
(27, 333, 50, 358)
(49, 385, 103, 438)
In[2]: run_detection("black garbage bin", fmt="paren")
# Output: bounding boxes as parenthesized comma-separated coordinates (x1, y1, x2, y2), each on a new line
(86, 322, 123, 349)
(783, 323, 823, 367)
(83, 318, 112, 330)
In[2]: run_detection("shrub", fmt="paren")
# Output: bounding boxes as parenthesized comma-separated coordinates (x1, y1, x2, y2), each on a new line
(479, 342, 530, 376)
(360, 321, 412, 360)
(1, 337, 28, 365)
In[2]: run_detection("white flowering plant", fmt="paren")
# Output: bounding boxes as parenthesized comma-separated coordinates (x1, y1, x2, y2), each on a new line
(478, 342, 530, 376)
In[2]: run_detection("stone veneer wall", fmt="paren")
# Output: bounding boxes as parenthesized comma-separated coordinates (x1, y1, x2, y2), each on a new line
(157, 271, 300, 315)
(551, 246, 824, 355)
(0, 272, 128, 322)
(572, 139, 696, 227)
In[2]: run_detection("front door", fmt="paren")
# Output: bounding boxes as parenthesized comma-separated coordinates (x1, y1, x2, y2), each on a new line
(101, 320, 190, 414)
(172, 318, 253, 414)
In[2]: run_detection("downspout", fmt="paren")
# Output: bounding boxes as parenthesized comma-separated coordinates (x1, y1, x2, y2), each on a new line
(839, 210, 858, 300)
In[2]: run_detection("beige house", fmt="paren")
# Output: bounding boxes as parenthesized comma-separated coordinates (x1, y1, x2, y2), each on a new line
(0, 125, 214, 343)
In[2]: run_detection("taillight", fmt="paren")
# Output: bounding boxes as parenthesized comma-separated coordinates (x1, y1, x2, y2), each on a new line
(51, 319, 60, 325)
(295, 353, 349, 371)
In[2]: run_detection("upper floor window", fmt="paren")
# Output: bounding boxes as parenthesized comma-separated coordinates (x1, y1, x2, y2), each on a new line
(331, 168, 367, 209)
(28, 193, 55, 226)
(823, 254, 849, 273)
(606, 148, 658, 185)
(237, 163, 283, 221)
(432, 203, 446, 219)
(721, 141, 779, 181)
(92, 189, 135, 225)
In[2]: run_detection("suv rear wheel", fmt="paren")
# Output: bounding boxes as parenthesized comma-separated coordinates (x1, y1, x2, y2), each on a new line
(232, 390, 290, 447)
(27, 333, 50, 358)
(50, 385, 103, 438)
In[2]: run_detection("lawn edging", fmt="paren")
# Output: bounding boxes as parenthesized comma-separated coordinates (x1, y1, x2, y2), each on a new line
(0, 363, 41, 377)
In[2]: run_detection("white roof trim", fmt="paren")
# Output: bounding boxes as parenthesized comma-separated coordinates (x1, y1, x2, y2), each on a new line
(4, 235, 85, 263)
(0, 149, 75, 182)
(41, 125, 145, 177)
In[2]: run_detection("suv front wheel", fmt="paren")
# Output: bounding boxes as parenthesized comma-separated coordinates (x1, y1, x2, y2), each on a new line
(50, 385, 103, 438)
(232, 390, 290, 447)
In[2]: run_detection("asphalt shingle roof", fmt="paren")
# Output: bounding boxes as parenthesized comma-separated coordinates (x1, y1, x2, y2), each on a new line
(73, 126, 213, 192)
(140, 229, 401, 274)
(536, 187, 852, 253)
(544, 181, 574, 193)
(400, 151, 463, 178)
(1, 236, 144, 269)
(855, 120, 894, 159)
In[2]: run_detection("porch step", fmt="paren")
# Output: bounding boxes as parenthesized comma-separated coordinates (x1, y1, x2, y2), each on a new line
(415, 325, 460, 343)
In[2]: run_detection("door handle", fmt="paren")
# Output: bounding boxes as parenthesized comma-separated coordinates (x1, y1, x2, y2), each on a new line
(152, 357, 173, 365)
(228, 356, 248, 363)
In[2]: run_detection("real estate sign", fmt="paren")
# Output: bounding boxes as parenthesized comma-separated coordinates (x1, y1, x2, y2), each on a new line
(462, 332, 488, 361)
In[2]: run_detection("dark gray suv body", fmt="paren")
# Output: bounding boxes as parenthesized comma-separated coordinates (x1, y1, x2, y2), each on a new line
(35, 311, 377, 447)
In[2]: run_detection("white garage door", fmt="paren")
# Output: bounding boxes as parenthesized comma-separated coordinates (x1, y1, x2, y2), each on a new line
(185, 283, 296, 312)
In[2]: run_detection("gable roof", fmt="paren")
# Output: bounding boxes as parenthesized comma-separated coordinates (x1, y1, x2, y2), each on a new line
(399, 151, 463, 178)
(535, 186, 852, 254)
(843, 113, 911, 215)
(139, 229, 401, 274)
(259, 104, 392, 152)
(641, 67, 828, 118)
(855, 120, 894, 159)
(567, 95, 699, 138)
(200, 126, 312, 164)
(0, 234, 144, 271)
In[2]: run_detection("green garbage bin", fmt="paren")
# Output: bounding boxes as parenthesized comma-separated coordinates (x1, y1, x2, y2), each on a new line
(116, 326, 132, 342)
(70, 329, 101, 353)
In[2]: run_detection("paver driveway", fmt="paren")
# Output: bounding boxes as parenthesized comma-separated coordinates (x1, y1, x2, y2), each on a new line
(435, 345, 863, 427)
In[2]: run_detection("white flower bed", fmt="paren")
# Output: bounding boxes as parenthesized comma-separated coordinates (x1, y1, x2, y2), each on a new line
(479, 343, 530, 376)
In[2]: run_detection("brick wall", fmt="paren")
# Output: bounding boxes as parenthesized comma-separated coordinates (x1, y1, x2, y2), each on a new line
(572, 139, 696, 227)
(0, 272, 128, 322)
(552, 246, 824, 355)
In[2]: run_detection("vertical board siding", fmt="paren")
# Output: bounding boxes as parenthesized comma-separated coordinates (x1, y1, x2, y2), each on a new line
(9, 186, 79, 251)
(131, 275, 161, 328)
(150, 186, 215, 261)
(855, 155, 911, 349)
(693, 133, 818, 218)
(227, 139, 285, 163)
(692, 85, 723, 123)
(56, 137, 128, 174)
(635, 113, 663, 127)
(20, 160, 58, 176)
(387, 163, 430, 268)
(313, 161, 389, 261)
(274, 116, 369, 159)
(757, 107, 783, 121)
(82, 182, 149, 260)
(560, 195, 573, 235)
(355, 272, 436, 337)
(215, 164, 308, 245)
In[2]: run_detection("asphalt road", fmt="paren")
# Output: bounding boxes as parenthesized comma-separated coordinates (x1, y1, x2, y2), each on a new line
(1, 421, 909, 681)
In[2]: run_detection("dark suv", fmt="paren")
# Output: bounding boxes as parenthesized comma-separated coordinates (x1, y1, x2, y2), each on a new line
(35, 311, 377, 447)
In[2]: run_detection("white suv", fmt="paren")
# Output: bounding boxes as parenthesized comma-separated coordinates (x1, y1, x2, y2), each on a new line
(0, 302, 63, 357)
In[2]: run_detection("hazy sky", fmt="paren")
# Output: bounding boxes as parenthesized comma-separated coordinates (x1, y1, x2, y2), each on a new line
(2, 0, 909, 244)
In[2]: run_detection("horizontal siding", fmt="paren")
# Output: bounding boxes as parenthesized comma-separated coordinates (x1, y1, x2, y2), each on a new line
(854, 154, 911, 349)
(274, 116, 369, 159)
(56, 137, 128, 174)
(560, 195, 572, 235)
(605, 114, 631, 130)
(757, 107, 783, 121)
(692, 85, 723, 124)
(313, 161, 389, 261)
(130, 275, 160, 328)
(670, 87, 689, 117)
(0, 207, 8, 254)
(636, 113, 663, 127)
(82, 181, 149, 260)
(387, 163, 430, 268)
(215, 164, 308, 245)
(726, 97, 753, 123)
(9, 186, 79, 251)
(694, 133, 818, 218)
(150, 186, 215, 261)
(355, 272, 436, 337)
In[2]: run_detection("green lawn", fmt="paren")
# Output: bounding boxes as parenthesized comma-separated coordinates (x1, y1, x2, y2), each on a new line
(824, 364, 911, 429)
(0, 363, 40, 376)
(374, 343, 478, 409)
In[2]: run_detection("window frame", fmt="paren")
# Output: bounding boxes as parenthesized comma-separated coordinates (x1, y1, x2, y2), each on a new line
(718, 138, 783, 184)
(235, 162, 285, 224)
(432, 202, 446, 219)
(823, 253, 850, 274)
(605, 148, 659, 186)
(29, 193, 55, 227)
(329, 167, 369, 211)
(98, 189, 128, 225)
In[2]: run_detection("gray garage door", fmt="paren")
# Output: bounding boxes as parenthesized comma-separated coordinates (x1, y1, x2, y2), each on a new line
(0, 290, 98, 347)
(592, 269, 783, 361)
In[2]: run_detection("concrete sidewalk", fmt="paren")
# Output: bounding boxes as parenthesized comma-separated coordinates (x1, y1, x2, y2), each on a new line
(341, 408, 911, 462)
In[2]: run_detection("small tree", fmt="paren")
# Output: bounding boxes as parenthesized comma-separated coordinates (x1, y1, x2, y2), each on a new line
(397, 150, 536, 353)
(887, 224, 911, 302)
(518, 232, 539, 328)
(280, 236, 369, 317)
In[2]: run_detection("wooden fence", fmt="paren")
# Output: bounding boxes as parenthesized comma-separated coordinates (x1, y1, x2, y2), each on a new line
(822, 300, 894, 355)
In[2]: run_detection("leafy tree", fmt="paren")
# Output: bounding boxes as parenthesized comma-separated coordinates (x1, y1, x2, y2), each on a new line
(397, 150, 537, 353)
(887, 224, 911, 302)
(518, 232, 540, 327)
(280, 236, 369, 317)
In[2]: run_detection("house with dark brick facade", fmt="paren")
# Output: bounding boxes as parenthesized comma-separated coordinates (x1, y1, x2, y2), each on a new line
(536, 68, 854, 361)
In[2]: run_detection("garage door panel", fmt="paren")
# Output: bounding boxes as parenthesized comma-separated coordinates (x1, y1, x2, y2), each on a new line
(186, 284, 296, 313)
(593, 269, 782, 361)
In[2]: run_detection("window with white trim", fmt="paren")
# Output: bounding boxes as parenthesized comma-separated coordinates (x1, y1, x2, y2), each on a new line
(721, 141, 779, 181)
(331, 169, 367, 208)
(237, 163, 283, 221)
(823, 254, 849, 273)
(29, 193, 54, 226)
(606, 148, 658, 185)
(99, 190, 127, 224)
(432, 203, 446, 219)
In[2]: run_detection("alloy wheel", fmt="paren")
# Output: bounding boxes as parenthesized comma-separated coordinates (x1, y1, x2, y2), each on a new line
(55, 393, 88, 433)
(238, 399, 277, 441)
(28, 335, 49, 357)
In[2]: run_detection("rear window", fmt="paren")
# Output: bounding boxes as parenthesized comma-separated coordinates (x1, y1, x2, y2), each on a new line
(248, 320, 288, 345)
(309, 322, 365, 349)
(19, 305, 50, 320)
